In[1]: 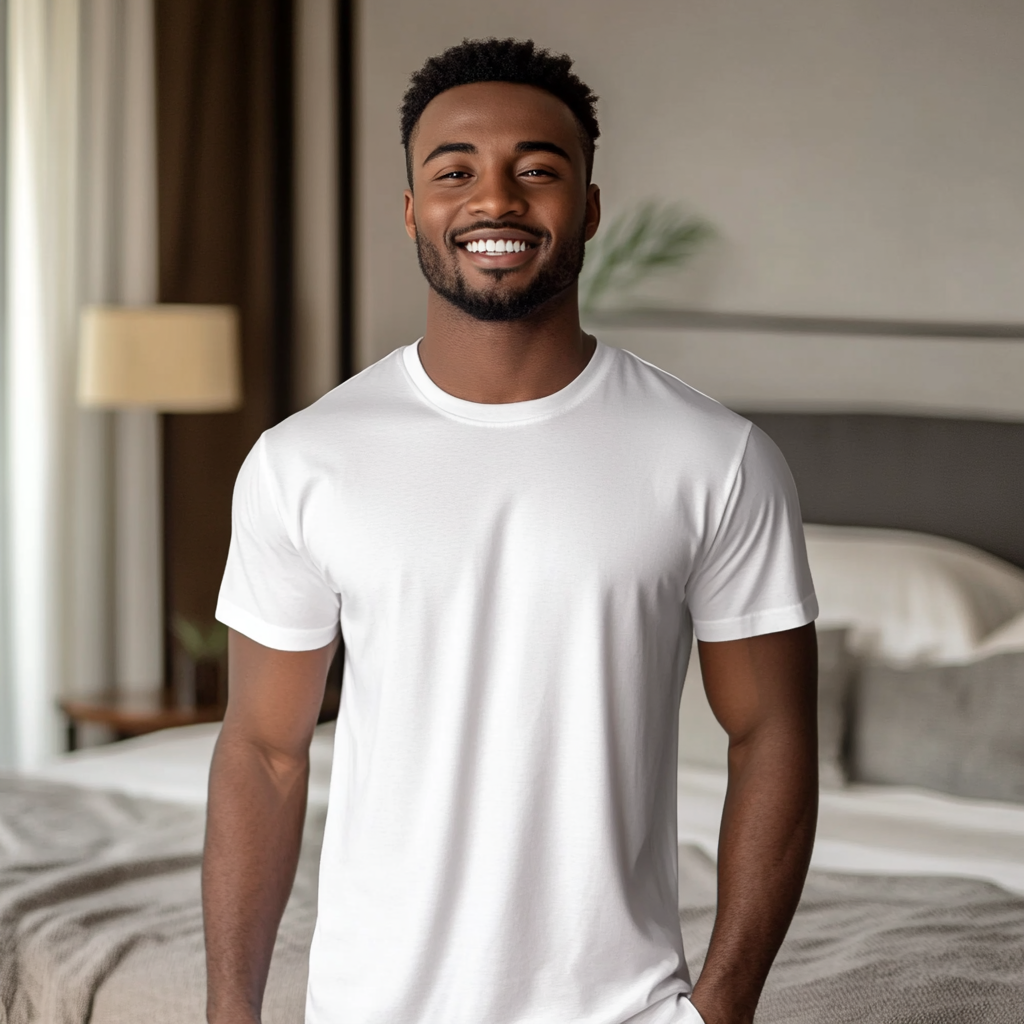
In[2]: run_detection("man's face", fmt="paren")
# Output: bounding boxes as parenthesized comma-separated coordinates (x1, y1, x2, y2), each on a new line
(404, 82, 601, 322)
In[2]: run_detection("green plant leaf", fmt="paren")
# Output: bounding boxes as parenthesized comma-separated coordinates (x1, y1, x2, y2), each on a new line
(580, 200, 712, 311)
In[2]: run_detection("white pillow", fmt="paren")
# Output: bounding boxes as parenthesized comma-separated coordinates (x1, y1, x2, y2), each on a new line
(805, 525, 1024, 665)
(975, 609, 1024, 659)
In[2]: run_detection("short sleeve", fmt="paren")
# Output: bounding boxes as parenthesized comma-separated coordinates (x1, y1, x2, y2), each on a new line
(215, 435, 341, 651)
(687, 424, 818, 642)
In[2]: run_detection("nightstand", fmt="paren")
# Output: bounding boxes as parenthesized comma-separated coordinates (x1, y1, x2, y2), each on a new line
(58, 695, 225, 752)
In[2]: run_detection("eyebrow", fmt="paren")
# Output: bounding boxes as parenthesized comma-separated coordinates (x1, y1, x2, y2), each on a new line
(515, 140, 572, 162)
(421, 139, 573, 166)
(422, 142, 476, 165)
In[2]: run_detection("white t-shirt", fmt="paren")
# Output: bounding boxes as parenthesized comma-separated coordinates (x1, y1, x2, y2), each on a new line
(216, 339, 817, 1024)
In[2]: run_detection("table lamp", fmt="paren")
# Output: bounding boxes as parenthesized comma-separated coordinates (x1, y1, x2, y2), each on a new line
(79, 305, 241, 410)
(77, 304, 242, 710)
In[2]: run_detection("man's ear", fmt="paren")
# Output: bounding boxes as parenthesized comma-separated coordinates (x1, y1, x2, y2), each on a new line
(403, 190, 417, 241)
(584, 183, 601, 243)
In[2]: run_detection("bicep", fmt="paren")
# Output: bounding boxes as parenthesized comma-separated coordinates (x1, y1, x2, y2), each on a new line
(222, 628, 339, 760)
(697, 623, 818, 749)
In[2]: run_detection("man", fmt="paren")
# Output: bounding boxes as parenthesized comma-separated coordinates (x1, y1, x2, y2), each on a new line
(206, 37, 819, 1024)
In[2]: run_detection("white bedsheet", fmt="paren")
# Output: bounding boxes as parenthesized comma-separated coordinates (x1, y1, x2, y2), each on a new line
(678, 766, 1024, 896)
(30, 722, 336, 808)
(26, 724, 1024, 896)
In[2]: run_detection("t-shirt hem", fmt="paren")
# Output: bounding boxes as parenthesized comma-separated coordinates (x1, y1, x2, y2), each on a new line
(678, 995, 707, 1024)
(692, 593, 819, 642)
(215, 598, 339, 652)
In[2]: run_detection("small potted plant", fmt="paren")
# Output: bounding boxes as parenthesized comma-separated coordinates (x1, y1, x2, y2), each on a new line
(171, 614, 229, 709)
(579, 199, 712, 313)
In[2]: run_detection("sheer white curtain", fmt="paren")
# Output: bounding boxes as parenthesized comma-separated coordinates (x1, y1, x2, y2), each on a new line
(3, 0, 161, 769)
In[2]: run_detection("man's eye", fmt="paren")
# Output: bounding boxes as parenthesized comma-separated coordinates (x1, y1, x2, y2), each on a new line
(437, 171, 470, 180)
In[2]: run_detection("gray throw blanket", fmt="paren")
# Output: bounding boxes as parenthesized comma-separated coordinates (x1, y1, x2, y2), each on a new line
(2, 776, 1022, 1024)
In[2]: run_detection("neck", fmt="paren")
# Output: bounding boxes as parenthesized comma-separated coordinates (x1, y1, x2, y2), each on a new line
(417, 284, 596, 404)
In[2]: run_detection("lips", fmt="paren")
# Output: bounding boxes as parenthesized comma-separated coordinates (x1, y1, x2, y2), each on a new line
(454, 227, 543, 266)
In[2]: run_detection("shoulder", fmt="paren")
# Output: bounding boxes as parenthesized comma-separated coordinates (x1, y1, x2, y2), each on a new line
(608, 345, 751, 430)
(260, 346, 411, 463)
(602, 343, 755, 467)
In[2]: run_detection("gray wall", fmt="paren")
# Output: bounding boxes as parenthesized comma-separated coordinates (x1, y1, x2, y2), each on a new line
(356, 0, 1024, 372)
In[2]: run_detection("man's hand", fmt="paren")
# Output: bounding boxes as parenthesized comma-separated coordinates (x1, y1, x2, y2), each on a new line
(687, 622, 818, 1024)
(203, 629, 338, 1024)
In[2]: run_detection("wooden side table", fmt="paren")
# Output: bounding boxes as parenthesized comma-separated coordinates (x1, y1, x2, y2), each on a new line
(58, 695, 225, 752)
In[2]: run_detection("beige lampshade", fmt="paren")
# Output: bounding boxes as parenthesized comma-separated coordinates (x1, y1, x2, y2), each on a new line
(78, 304, 242, 411)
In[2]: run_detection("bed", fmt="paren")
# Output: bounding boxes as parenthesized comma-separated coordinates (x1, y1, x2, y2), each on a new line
(5, 708, 1024, 1024)
(4, 440, 1024, 1021)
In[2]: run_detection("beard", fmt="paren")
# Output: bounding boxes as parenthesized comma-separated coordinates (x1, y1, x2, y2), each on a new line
(415, 219, 587, 322)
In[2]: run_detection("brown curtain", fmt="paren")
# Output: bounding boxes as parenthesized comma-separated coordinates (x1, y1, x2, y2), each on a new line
(155, 0, 293, 672)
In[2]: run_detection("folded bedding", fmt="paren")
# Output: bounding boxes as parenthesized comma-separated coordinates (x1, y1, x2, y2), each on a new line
(677, 844, 1024, 1024)
(0, 776, 317, 1024)
(1, 775, 1022, 1024)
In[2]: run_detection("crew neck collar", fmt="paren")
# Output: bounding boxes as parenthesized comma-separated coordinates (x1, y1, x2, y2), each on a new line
(402, 337, 611, 424)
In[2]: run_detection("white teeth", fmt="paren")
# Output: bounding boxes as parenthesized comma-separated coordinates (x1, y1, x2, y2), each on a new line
(465, 239, 529, 253)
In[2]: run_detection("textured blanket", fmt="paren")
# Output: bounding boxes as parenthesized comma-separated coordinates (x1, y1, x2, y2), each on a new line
(2, 776, 1022, 1024)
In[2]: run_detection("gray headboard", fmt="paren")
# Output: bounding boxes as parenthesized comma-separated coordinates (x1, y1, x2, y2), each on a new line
(745, 412, 1024, 572)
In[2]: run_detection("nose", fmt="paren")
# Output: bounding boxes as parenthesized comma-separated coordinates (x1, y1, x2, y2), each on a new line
(467, 167, 527, 221)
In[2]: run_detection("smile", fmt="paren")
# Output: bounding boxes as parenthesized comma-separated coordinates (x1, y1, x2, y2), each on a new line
(462, 239, 535, 253)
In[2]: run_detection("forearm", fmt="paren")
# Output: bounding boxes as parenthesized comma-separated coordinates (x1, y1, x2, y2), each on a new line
(689, 731, 817, 1024)
(203, 725, 309, 1024)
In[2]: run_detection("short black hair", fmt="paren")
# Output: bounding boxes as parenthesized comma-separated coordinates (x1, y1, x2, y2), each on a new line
(400, 38, 600, 188)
